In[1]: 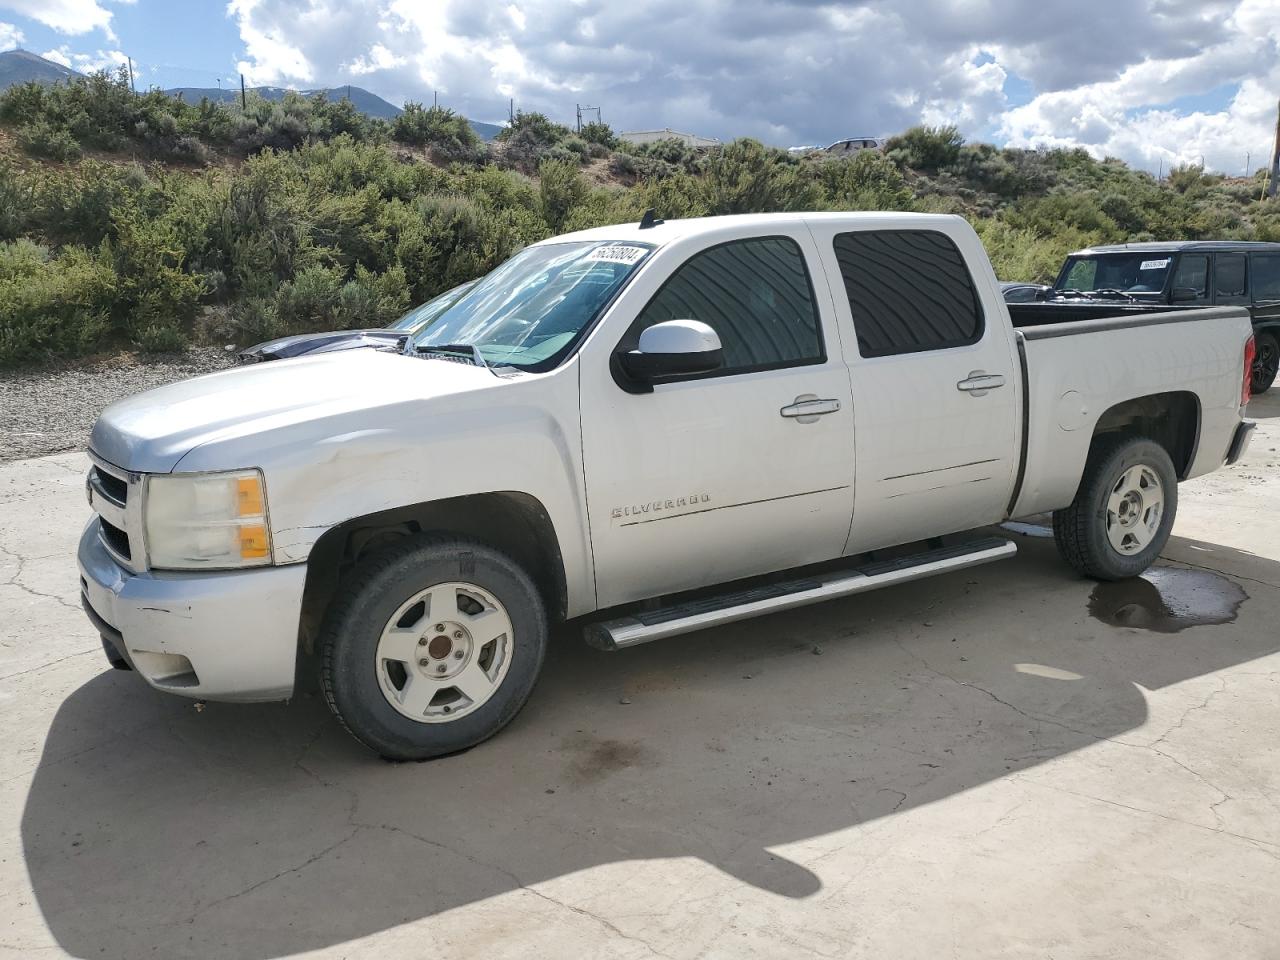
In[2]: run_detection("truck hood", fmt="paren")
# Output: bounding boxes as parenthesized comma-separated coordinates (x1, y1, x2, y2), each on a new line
(237, 328, 406, 362)
(90, 350, 500, 473)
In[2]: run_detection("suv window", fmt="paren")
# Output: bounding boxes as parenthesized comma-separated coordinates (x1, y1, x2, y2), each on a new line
(833, 230, 984, 357)
(1171, 254, 1210, 304)
(1252, 253, 1280, 302)
(1214, 253, 1248, 304)
(631, 236, 823, 375)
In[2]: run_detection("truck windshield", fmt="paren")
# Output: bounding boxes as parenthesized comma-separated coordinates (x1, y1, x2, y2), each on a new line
(1057, 253, 1174, 296)
(407, 241, 652, 369)
(388, 280, 477, 332)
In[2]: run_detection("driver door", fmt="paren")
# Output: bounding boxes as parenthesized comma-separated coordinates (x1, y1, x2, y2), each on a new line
(579, 229, 856, 609)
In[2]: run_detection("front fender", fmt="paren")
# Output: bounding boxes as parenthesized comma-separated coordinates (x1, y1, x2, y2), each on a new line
(173, 373, 595, 617)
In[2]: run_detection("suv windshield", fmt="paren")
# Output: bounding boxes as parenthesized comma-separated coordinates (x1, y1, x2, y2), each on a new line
(1057, 253, 1174, 296)
(408, 240, 652, 370)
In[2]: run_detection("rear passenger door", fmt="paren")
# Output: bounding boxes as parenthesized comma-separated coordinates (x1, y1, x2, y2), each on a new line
(808, 222, 1021, 553)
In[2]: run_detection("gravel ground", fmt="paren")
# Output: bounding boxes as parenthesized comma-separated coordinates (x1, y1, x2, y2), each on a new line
(0, 347, 235, 462)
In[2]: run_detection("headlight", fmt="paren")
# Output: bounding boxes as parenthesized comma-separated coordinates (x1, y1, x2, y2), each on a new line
(144, 469, 273, 570)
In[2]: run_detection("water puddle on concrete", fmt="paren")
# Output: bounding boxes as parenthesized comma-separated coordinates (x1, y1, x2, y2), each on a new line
(1088, 566, 1248, 633)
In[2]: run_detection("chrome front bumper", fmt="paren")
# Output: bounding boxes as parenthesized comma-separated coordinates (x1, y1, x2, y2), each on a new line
(77, 520, 308, 702)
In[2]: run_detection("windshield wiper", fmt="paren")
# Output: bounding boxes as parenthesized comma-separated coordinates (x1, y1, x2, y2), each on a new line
(415, 342, 491, 371)
(1090, 288, 1136, 302)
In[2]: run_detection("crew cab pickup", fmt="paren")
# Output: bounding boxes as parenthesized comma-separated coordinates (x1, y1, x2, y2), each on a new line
(78, 213, 1258, 759)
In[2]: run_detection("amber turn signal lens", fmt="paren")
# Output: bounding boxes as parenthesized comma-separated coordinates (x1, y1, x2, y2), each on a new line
(236, 476, 265, 517)
(239, 524, 270, 560)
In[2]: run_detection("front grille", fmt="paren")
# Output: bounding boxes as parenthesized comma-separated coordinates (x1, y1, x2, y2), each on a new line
(88, 453, 144, 571)
(99, 518, 131, 559)
(89, 466, 128, 505)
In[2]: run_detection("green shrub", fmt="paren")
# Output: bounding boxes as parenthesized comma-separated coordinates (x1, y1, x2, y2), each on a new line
(0, 244, 115, 365)
(393, 103, 485, 164)
(885, 125, 965, 171)
(538, 158, 588, 231)
(816, 151, 914, 211)
(699, 138, 820, 214)
(17, 120, 82, 161)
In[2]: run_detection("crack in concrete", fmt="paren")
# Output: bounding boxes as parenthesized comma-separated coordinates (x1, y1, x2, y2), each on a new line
(1160, 555, 1280, 592)
(890, 635, 1253, 840)
(361, 820, 677, 959)
(0, 647, 99, 684)
(0, 543, 79, 613)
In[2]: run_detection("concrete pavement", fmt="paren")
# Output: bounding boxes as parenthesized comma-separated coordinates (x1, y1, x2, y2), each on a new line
(1, 392, 1278, 959)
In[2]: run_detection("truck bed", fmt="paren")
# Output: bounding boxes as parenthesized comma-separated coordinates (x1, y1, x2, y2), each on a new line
(1007, 301, 1193, 329)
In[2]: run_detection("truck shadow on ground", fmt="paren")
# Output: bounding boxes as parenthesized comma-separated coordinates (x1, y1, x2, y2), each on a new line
(21, 532, 1280, 959)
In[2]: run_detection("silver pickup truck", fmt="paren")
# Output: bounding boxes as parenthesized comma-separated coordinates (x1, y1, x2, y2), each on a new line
(78, 212, 1257, 759)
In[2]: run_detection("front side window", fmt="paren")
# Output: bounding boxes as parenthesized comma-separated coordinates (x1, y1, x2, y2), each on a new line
(408, 240, 652, 370)
(1251, 253, 1280, 302)
(1170, 254, 1210, 304)
(1214, 254, 1248, 303)
(833, 229, 984, 357)
(629, 236, 823, 374)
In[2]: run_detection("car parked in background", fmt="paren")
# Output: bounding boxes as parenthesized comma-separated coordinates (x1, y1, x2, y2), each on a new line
(237, 281, 477, 363)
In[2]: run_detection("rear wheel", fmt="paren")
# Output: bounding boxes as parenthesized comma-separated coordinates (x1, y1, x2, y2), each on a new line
(1252, 333, 1278, 395)
(319, 535, 548, 760)
(1052, 436, 1177, 580)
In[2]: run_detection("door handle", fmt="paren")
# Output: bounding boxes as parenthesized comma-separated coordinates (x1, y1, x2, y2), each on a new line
(956, 371, 1006, 397)
(780, 394, 842, 423)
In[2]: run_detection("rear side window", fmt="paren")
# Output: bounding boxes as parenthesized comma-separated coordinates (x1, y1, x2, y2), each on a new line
(633, 236, 823, 374)
(833, 230, 984, 357)
(1252, 254, 1280, 302)
(1214, 254, 1248, 303)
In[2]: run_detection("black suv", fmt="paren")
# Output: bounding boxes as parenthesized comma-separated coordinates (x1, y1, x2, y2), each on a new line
(1048, 241, 1280, 393)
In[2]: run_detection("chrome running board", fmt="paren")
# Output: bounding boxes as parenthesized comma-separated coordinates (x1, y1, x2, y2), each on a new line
(584, 537, 1016, 650)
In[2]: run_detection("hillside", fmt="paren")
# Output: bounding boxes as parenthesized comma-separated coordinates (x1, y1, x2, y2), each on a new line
(0, 49, 80, 89)
(166, 84, 402, 119)
(0, 70, 1277, 368)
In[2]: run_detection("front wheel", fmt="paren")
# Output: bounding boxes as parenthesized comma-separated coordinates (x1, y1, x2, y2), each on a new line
(1252, 333, 1278, 395)
(1052, 436, 1177, 580)
(319, 535, 548, 760)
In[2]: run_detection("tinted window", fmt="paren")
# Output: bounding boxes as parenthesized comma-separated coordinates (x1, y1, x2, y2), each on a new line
(833, 230, 984, 357)
(1252, 254, 1280, 302)
(1171, 254, 1210, 304)
(633, 237, 822, 373)
(1215, 254, 1248, 302)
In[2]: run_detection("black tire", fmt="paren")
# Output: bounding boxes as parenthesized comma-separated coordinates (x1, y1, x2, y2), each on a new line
(1052, 436, 1177, 581)
(318, 534, 548, 761)
(1252, 332, 1278, 395)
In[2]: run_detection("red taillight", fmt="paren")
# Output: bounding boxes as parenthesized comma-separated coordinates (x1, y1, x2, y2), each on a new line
(1242, 335, 1256, 407)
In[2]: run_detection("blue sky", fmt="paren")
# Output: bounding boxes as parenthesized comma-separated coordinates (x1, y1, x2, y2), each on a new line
(0, 0, 1270, 175)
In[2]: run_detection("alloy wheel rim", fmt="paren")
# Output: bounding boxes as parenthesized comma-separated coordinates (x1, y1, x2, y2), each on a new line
(374, 582, 513, 723)
(1105, 464, 1164, 556)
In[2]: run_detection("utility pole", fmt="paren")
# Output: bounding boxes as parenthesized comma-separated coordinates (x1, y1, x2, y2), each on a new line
(575, 103, 601, 132)
(433, 90, 438, 108)
(509, 98, 514, 123)
(126, 56, 135, 94)
(240, 73, 247, 109)
(1268, 98, 1280, 200)
(1245, 151, 1251, 178)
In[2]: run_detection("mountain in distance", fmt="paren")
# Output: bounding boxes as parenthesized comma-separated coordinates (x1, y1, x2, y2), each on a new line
(0, 49, 82, 89)
(0, 52, 505, 141)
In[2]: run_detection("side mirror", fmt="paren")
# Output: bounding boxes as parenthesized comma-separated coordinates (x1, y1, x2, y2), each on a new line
(618, 320, 723, 384)
(1171, 286, 1201, 303)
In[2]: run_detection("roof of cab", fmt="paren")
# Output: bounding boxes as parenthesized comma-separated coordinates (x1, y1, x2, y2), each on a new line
(539, 211, 968, 249)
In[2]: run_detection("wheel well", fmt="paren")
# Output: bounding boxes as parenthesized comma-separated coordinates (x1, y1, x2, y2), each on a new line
(296, 492, 567, 654)
(1090, 391, 1200, 479)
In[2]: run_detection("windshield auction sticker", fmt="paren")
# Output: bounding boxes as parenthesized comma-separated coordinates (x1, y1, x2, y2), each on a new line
(1139, 259, 1171, 270)
(585, 244, 648, 265)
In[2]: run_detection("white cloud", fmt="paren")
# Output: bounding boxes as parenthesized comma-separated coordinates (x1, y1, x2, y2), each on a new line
(41, 44, 129, 74)
(0, 0, 115, 38)
(225, 0, 1280, 173)
(0, 20, 23, 50)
